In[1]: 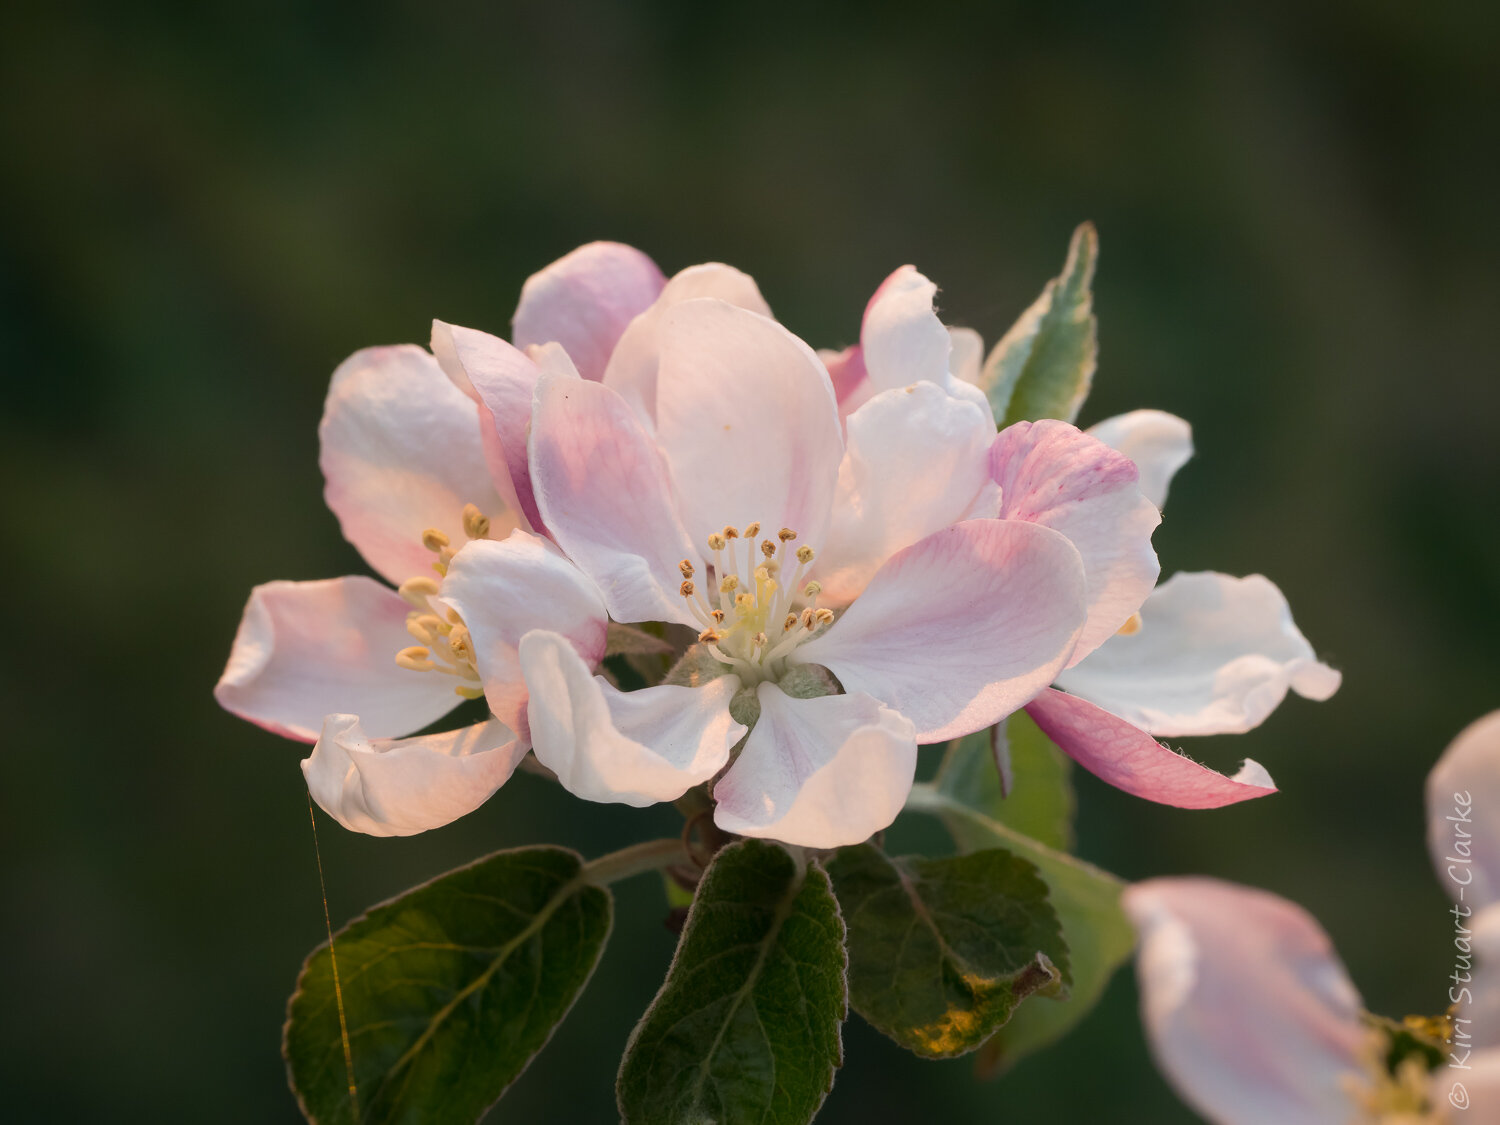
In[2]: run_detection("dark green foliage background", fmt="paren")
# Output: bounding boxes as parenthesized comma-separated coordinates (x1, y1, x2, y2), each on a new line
(1, 2, 1496, 1121)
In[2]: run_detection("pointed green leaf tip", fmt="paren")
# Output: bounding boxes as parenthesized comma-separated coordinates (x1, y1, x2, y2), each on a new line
(618, 839, 847, 1125)
(825, 844, 1068, 1059)
(983, 222, 1099, 427)
(284, 845, 612, 1125)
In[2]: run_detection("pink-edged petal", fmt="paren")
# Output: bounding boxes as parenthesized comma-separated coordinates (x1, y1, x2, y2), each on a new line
(713, 686, 917, 849)
(511, 241, 666, 381)
(1056, 572, 1342, 737)
(1427, 710, 1500, 912)
(1087, 409, 1194, 511)
(820, 344, 869, 409)
(529, 372, 700, 627)
(520, 629, 743, 806)
(438, 531, 608, 735)
(817, 381, 1000, 605)
(992, 418, 1160, 665)
(602, 263, 772, 425)
(302, 715, 524, 837)
(861, 265, 952, 392)
(655, 298, 843, 547)
(794, 519, 1088, 742)
(1025, 688, 1276, 808)
(215, 577, 459, 743)
(1124, 877, 1368, 1125)
(949, 326, 984, 385)
(319, 345, 513, 585)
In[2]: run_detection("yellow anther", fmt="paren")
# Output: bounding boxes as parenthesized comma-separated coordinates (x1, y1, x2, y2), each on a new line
(431, 560, 448, 577)
(711, 609, 725, 623)
(395, 646, 435, 671)
(803, 580, 822, 598)
(796, 545, 815, 564)
(752, 631, 768, 648)
(735, 593, 754, 612)
(784, 613, 798, 632)
(448, 625, 472, 656)
(1117, 613, 1143, 636)
(446, 607, 462, 624)
(679, 559, 695, 578)
(707, 533, 727, 551)
(801, 608, 816, 629)
(814, 608, 835, 626)
(406, 617, 435, 644)
(421, 528, 450, 552)
(778, 528, 796, 542)
(743, 522, 761, 538)
(461, 503, 491, 540)
(399, 576, 441, 607)
(720, 575, 739, 593)
(455, 683, 486, 700)
(698, 628, 724, 644)
(723, 526, 740, 540)
(760, 539, 777, 558)
(680, 580, 696, 598)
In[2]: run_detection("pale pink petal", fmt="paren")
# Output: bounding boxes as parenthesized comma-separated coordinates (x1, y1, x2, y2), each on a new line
(861, 265, 952, 392)
(602, 263, 772, 425)
(713, 686, 917, 849)
(319, 345, 513, 585)
(1124, 878, 1368, 1125)
(817, 382, 1000, 605)
(820, 344, 869, 409)
(1459, 905, 1500, 1051)
(302, 715, 525, 837)
(438, 531, 608, 736)
(1056, 572, 1341, 737)
(949, 326, 984, 385)
(1427, 710, 1500, 913)
(655, 298, 843, 548)
(215, 577, 458, 743)
(529, 373, 699, 627)
(511, 241, 666, 381)
(1087, 409, 1194, 511)
(794, 519, 1087, 742)
(520, 630, 743, 806)
(992, 419, 1160, 665)
(1025, 688, 1277, 808)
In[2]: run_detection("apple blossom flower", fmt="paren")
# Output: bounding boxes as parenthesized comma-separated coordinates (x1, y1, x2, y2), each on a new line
(1123, 710, 1500, 1124)
(438, 289, 1169, 851)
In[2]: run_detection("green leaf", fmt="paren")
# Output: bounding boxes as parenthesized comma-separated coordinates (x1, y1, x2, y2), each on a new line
(617, 839, 847, 1125)
(983, 222, 1099, 427)
(285, 845, 612, 1125)
(936, 710, 1076, 852)
(825, 844, 1066, 1058)
(904, 785, 1133, 1072)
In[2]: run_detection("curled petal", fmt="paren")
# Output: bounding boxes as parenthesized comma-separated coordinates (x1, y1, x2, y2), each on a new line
(529, 373, 699, 627)
(438, 532, 609, 736)
(602, 263, 772, 425)
(521, 630, 743, 806)
(1427, 710, 1500, 913)
(861, 265, 952, 392)
(319, 345, 513, 585)
(655, 298, 843, 549)
(511, 241, 665, 381)
(992, 418, 1160, 665)
(1087, 409, 1193, 511)
(1124, 877, 1368, 1125)
(818, 382, 1000, 605)
(713, 686, 917, 849)
(1056, 572, 1341, 737)
(215, 577, 459, 742)
(302, 715, 524, 837)
(1025, 688, 1277, 809)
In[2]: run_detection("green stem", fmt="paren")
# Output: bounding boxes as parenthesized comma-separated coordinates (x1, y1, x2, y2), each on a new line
(581, 838, 689, 887)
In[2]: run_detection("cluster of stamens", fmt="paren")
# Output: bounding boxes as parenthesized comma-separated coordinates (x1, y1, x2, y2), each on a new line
(677, 522, 833, 684)
(391, 504, 492, 699)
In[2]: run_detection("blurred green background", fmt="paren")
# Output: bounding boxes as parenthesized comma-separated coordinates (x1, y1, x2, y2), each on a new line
(2, 1, 1497, 1121)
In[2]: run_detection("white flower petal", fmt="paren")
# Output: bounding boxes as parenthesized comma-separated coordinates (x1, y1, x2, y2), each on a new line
(817, 382, 1000, 605)
(861, 265, 952, 393)
(948, 325, 984, 386)
(1427, 710, 1500, 913)
(511, 241, 665, 381)
(529, 373, 699, 627)
(319, 345, 513, 585)
(1086, 409, 1194, 511)
(602, 262, 772, 425)
(713, 686, 917, 849)
(794, 518, 1087, 742)
(1056, 572, 1341, 737)
(302, 715, 524, 837)
(1124, 878, 1368, 1125)
(215, 577, 459, 742)
(520, 630, 743, 806)
(992, 418, 1160, 665)
(438, 531, 609, 736)
(655, 298, 843, 548)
